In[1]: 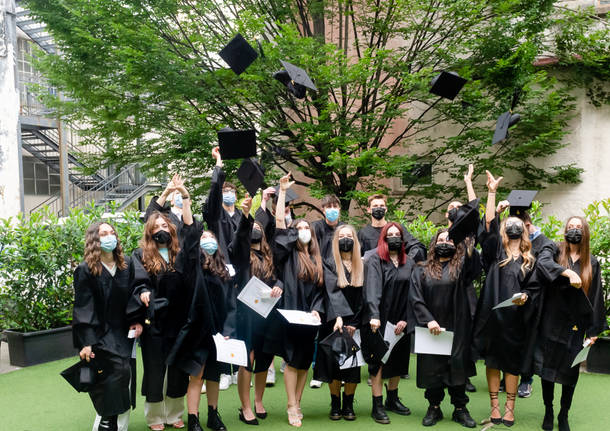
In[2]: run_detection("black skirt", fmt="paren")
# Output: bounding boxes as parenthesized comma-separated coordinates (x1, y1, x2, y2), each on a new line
(263, 310, 318, 371)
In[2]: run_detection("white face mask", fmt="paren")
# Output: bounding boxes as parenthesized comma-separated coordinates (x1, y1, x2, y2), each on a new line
(298, 228, 311, 244)
(285, 215, 292, 226)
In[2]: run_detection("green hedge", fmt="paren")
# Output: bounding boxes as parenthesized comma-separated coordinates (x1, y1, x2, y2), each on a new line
(0, 199, 608, 332)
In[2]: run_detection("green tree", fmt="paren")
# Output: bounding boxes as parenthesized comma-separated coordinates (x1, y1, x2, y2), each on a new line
(24, 0, 609, 215)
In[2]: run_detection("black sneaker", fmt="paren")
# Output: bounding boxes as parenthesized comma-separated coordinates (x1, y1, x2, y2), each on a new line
(422, 406, 443, 426)
(452, 408, 476, 428)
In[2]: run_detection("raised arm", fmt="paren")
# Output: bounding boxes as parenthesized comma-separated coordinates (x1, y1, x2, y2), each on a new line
(275, 172, 294, 230)
(202, 147, 225, 229)
(172, 174, 192, 226)
(464, 163, 476, 202)
(485, 170, 503, 229)
(229, 196, 254, 269)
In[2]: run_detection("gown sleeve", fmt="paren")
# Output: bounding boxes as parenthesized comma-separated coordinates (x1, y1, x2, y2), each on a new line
(462, 246, 483, 287)
(202, 166, 225, 232)
(479, 214, 502, 271)
(536, 242, 568, 285)
(273, 228, 298, 266)
(587, 256, 608, 337)
(401, 223, 427, 263)
(144, 196, 171, 223)
(322, 260, 354, 321)
(364, 255, 384, 321)
(255, 207, 275, 244)
(408, 265, 435, 326)
(228, 214, 253, 271)
(72, 263, 99, 349)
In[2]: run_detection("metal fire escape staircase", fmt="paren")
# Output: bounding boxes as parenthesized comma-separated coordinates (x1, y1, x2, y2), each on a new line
(15, 2, 159, 216)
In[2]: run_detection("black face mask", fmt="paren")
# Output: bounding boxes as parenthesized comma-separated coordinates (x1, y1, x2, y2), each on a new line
(386, 236, 402, 251)
(435, 242, 456, 258)
(447, 208, 459, 223)
(505, 224, 524, 239)
(152, 230, 172, 244)
(371, 207, 386, 220)
(338, 238, 354, 252)
(251, 229, 263, 244)
(565, 228, 583, 244)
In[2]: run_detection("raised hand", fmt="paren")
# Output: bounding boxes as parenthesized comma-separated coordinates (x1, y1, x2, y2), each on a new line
(464, 164, 474, 183)
(212, 146, 223, 167)
(486, 170, 503, 193)
(241, 194, 253, 216)
(279, 172, 295, 191)
(496, 200, 510, 214)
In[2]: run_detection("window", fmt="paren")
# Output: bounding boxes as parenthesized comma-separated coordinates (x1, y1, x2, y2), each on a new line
(22, 156, 60, 196)
(401, 161, 433, 187)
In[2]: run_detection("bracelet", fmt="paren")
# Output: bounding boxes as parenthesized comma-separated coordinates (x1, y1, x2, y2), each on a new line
(182, 195, 190, 199)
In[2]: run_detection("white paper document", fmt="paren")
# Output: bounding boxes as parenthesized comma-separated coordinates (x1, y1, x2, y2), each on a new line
(571, 339, 593, 368)
(277, 309, 321, 326)
(414, 326, 454, 356)
(225, 264, 236, 277)
(340, 329, 365, 369)
(381, 322, 405, 364)
(237, 276, 280, 318)
(127, 329, 136, 339)
(493, 293, 524, 310)
(213, 333, 247, 366)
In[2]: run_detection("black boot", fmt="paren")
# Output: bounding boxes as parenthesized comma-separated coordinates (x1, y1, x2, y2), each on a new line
(452, 407, 476, 428)
(384, 385, 411, 415)
(342, 393, 356, 421)
(371, 395, 390, 424)
(465, 378, 476, 393)
(98, 416, 118, 431)
(558, 410, 570, 431)
(329, 394, 342, 420)
(207, 406, 227, 431)
(188, 413, 204, 431)
(542, 407, 554, 430)
(422, 405, 443, 426)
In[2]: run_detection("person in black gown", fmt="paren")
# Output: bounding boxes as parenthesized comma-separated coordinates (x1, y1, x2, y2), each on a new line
(408, 229, 481, 428)
(313, 224, 364, 421)
(534, 216, 607, 431)
(363, 222, 415, 424)
(73, 221, 142, 431)
(472, 171, 539, 427)
(130, 175, 192, 430)
(311, 194, 345, 260)
(268, 172, 324, 427)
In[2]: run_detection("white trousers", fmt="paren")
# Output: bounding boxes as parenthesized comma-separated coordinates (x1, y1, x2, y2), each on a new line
(144, 396, 185, 426)
(92, 411, 130, 431)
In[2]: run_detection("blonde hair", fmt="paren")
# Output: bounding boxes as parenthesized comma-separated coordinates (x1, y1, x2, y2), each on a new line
(499, 217, 535, 275)
(331, 225, 363, 288)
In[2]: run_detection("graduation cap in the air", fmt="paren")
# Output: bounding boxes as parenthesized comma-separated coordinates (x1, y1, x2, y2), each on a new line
(507, 190, 537, 217)
(448, 198, 481, 246)
(60, 359, 99, 393)
(492, 89, 522, 145)
(237, 158, 265, 197)
(217, 128, 257, 160)
(273, 60, 317, 99)
(429, 71, 467, 100)
(360, 328, 389, 364)
(218, 33, 259, 75)
(273, 186, 298, 205)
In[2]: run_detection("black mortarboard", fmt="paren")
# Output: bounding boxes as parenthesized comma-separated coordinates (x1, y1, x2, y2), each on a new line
(360, 328, 389, 364)
(429, 71, 467, 100)
(60, 359, 99, 392)
(217, 128, 257, 160)
(237, 158, 265, 197)
(448, 198, 481, 246)
(492, 111, 521, 145)
(273, 186, 298, 204)
(507, 190, 537, 217)
(218, 33, 259, 75)
(319, 330, 360, 366)
(273, 60, 317, 99)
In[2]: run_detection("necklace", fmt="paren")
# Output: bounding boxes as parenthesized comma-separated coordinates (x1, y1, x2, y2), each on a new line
(342, 259, 352, 272)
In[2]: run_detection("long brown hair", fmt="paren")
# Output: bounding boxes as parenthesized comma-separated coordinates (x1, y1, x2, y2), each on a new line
(292, 219, 323, 286)
(140, 211, 179, 275)
(499, 217, 535, 275)
(423, 229, 466, 281)
(331, 224, 363, 288)
(201, 231, 230, 281)
(558, 216, 592, 294)
(250, 221, 275, 281)
(84, 221, 127, 276)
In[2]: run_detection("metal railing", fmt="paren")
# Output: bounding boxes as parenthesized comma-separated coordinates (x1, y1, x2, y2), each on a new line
(69, 164, 143, 210)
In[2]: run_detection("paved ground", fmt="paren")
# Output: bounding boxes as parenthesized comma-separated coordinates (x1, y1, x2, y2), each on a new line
(0, 341, 20, 374)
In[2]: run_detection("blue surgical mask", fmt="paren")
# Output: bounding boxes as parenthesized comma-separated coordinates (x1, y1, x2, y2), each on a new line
(325, 208, 340, 222)
(159, 247, 169, 263)
(174, 194, 183, 209)
(222, 191, 236, 206)
(200, 238, 218, 255)
(100, 235, 117, 252)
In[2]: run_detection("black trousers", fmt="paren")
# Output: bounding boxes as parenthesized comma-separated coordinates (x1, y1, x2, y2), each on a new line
(89, 351, 131, 417)
(424, 384, 469, 408)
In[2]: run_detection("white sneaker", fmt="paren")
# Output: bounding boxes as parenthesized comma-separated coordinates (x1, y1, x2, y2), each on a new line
(201, 383, 207, 394)
(309, 379, 322, 388)
(231, 371, 238, 385)
(280, 360, 287, 373)
(219, 374, 231, 390)
(266, 366, 276, 387)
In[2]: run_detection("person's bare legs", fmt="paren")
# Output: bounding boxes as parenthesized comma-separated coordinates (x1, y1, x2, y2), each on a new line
(253, 371, 268, 415)
(295, 369, 308, 414)
(284, 365, 301, 426)
(206, 380, 219, 409)
(503, 373, 519, 422)
(387, 376, 400, 391)
(238, 366, 255, 420)
(187, 367, 205, 414)
(344, 382, 357, 396)
(371, 367, 383, 397)
(486, 367, 501, 421)
(329, 380, 341, 397)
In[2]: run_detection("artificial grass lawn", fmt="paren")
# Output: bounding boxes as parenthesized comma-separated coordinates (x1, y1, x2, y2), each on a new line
(2, 350, 610, 431)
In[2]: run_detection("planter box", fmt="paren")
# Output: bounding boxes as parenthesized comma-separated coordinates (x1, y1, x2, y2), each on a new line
(4, 326, 77, 367)
(586, 336, 610, 374)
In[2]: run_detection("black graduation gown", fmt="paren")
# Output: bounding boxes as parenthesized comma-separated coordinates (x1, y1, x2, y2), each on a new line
(263, 227, 325, 370)
(72, 259, 135, 416)
(408, 250, 482, 389)
(472, 216, 540, 376)
(144, 196, 183, 230)
(128, 231, 192, 402)
(358, 223, 427, 262)
(534, 245, 607, 385)
(313, 258, 364, 383)
(363, 253, 415, 378)
(311, 219, 345, 261)
(255, 206, 276, 245)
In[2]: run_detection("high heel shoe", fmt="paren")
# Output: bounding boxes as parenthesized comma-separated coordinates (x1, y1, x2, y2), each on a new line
(238, 408, 259, 425)
(503, 392, 517, 427)
(489, 391, 502, 424)
(287, 407, 302, 427)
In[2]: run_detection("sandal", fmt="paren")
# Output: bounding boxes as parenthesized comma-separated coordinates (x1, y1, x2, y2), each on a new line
(150, 425, 165, 431)
(503, 392, 516, 427)
(489, 391, 502, 425)
(287, 407, 302, 427)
